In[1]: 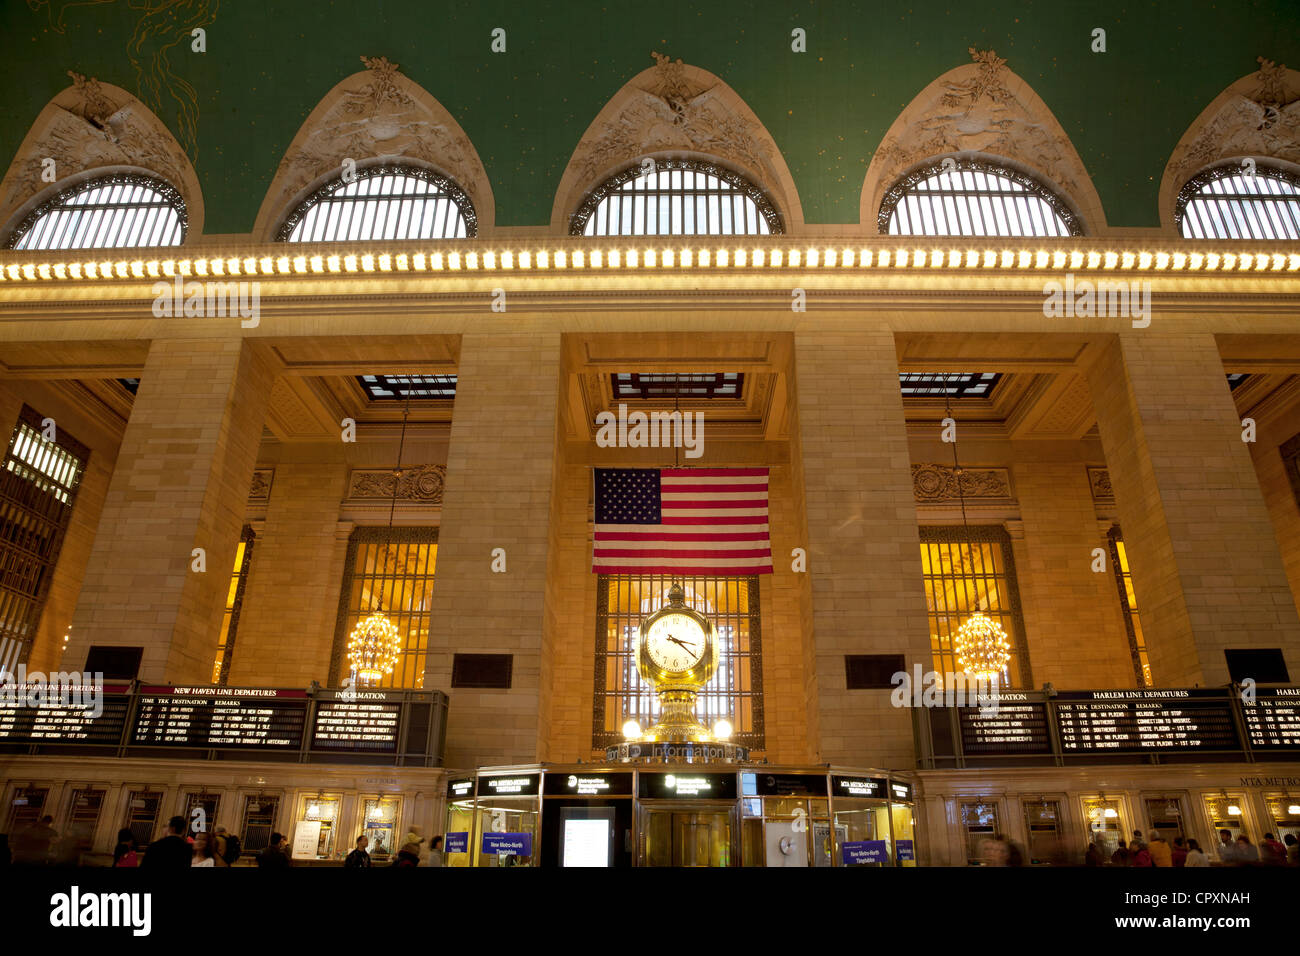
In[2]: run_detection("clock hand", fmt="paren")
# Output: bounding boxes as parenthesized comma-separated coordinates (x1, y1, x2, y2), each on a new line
(666, 636, 697, 650)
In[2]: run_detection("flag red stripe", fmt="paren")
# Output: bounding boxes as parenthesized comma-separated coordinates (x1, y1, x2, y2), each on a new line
(661, 483, 769, 494)
(661, 515, 769, 525)
(661, 468, 768, 478)
(659, 499, 764, 509)
(593, 548, 773, 558)
(595, 531, 769, 541)
(593, 564, 773, 574)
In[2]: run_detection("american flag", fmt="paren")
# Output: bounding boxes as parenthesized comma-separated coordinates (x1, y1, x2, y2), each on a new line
(593, 468, 772, 575)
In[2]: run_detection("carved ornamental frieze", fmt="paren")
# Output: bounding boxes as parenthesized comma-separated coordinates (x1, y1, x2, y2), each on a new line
(347, 464, 446, 503)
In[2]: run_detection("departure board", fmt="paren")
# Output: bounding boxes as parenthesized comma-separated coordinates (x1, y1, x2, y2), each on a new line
(1243, 688, 1300, 748)
(958, 700, 1052, 754)
(311, 694, 402, 753)
(1055, 690, 1238, 753)
(0, 684, 131, 745)
(131, 686, 308, 748)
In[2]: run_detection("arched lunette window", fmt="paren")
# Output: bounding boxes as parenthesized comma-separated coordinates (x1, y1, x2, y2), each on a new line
(6, 173, 186, 250)
(1175, 163, 1300, 240)
(572, 158, 782, 236)
(879, 159, 1080, 237)
(277, 163, 476, 242)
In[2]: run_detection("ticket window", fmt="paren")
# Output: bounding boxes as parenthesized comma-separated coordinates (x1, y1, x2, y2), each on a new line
(960, 801, 1001, 865)
(1203, 794, 1249, 858)
(292, 794, 342, 861)
(1264, 795, 1300, 849)
(741, 797, 831, 868)
(444, 787, 475, 868)
(359, 796, 402, 863)
(1144, 797, 1186, 843)
(64, 789, 106, 854)
(891, 802, 916, 867)
(241, 794, 281, 853)
(1082, 797, 1123, 859)
(183, 792, 221, 840)
(474, 799, 540, 867)
(834, 799, 892, 867)
(126, 791, 164, 847)
(1023, 800, 1064, 865)
(7, 786, 49, 833)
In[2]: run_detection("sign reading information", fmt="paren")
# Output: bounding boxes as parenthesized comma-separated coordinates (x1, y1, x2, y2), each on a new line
(311, 692, 402, 753)
(131, 686, 309, 748)
(958, 702, 1051, 754)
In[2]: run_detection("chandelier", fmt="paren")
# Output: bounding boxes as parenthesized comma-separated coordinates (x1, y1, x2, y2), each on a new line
(347, 400, 410, 685)
(944, 378, 1012, 681)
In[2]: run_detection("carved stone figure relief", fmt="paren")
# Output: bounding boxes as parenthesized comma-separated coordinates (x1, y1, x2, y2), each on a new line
(912, 463, 1012, 502)
(347, 464, 446, 503)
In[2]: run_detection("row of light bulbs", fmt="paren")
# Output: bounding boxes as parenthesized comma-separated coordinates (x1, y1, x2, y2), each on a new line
(3, 246, 1300, 283)
(621, 717, 732, 741)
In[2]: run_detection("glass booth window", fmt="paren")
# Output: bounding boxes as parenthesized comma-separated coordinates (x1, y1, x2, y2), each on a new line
(1023, 799, 1064, 865)
(475, 799, 539, 868)
(444, 787, 475, 868)
(1144, 797, 1185, 841)
(241, 795, 280, 853)
(183, 792, 221, 840)
(960, 801, 1000, 864)
(1083, 797, 1123, 859)
(293, 794, 342, 861)
(6, 786, 48, 833)
(1203, 794, 1249, 857)
(739, 790, 832, 868)
(891, 801, 916, 867)
(64, 789, 105, 854)
(1264, 795, 1300, 848)
(360, 796, 401, 862)
(125, 791, 163, 847)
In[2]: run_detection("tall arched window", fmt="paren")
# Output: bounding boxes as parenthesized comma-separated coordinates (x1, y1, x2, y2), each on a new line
(1175, 163, 1300, 240)
(879, 159, 1080, 237)
(572, 159, 782, 236)
(6, 173, 186, 250)
(278, 164, 476, 242)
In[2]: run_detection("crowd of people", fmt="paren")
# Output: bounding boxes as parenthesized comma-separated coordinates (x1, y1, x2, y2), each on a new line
(1084, 829, 1300, 866)
(2, 814, 448, 867)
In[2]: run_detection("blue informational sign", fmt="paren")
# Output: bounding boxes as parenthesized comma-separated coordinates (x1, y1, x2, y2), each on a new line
(896, 839, 914, 861)
(841, 840, 888, 865)
(481, 832, 533, 856)
(444, 832, 469, 854)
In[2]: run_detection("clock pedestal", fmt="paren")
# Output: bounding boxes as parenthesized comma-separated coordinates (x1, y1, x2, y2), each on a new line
(644, 687, 714, 743)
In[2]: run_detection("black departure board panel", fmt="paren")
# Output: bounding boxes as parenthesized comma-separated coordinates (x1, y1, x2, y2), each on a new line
(958, 700, 1052, 754)
(311, 693, 402, 753)
(131, 686, 308, 748)
(0, 684, 131, 745)
(1243, 688, 1300, 748)
(1055, 690, 1238, 753)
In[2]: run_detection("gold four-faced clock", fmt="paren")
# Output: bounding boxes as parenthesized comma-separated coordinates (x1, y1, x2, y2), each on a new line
(636, 583, 717, 742)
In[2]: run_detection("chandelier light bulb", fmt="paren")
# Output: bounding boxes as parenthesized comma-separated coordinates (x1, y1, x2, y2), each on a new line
(953, 611, 1012, 680)
(348, 611, 402, 684)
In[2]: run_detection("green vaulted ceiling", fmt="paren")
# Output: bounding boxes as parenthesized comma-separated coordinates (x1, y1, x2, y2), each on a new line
(2, 0, 1297, 232)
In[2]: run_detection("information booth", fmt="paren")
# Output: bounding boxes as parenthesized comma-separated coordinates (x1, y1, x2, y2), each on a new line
(1264, 794, 1300, 846)
(444, 766, 916, 868)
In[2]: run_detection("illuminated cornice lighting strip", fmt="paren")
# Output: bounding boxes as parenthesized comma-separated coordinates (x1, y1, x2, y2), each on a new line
(1, 244, 1298, 283)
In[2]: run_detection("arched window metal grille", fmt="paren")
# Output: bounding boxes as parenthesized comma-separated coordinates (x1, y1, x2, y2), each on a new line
(879, 159, 1080, 237)
(6, 173, 186, 250)
(1175, 163, 1300, 240)
(277, 164, 476, 242)
(571, 159, 782, 236)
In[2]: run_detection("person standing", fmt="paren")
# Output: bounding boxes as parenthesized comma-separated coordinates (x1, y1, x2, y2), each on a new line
(345, 835, 372, 868)
(10, 815, 59, 865)
(191, 832, 225, 867)
(1110, 839, 1130, 866)
(1284, 833, 1299, 865)
(142, 816, 192, 869)
(256, 833, 291, 868)
(1185, 839, 1209, 867)
(1084, 843, 1104, 866)
(427, 835, 444, 867)
(1147, 831, 1172, 867)
(113, 829, 139, 868)
(1216, 829, 1239, 865)
(1234, 834, 1260, 864)
(1171, 836, 1188, 867)
(1259, 833, 1287, 865)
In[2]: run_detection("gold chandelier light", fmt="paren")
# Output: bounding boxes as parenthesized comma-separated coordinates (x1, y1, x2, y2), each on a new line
(944, 379, 1012, 681)
(346, 401, 410, 685)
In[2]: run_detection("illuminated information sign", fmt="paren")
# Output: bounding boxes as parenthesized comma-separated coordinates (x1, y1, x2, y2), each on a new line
(958, 700, 1052, 754)
(0, 684, 131, 745)
(1054, 690, 1238, 753)
(311, 693, 402, 753)
(1243, 688, 1300, 748)
(131, 686, 308, 748)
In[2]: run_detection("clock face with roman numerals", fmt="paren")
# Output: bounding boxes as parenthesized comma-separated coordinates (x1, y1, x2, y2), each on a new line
(644, 613, 708, 673)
